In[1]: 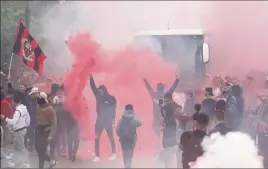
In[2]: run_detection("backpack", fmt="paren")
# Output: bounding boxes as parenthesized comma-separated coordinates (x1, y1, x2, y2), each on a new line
(118, 119, 136, 143)
(185, 131, 205, 162)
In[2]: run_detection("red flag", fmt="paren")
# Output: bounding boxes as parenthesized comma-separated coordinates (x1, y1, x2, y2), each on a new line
(12, 20, 46, 75)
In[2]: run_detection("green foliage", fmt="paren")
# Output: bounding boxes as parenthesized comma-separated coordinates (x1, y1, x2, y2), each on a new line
(1, 1, 26, 62)
(1, 1, 62, 63)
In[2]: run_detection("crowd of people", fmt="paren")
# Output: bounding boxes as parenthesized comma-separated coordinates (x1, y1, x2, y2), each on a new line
(1, 69, 268, 168)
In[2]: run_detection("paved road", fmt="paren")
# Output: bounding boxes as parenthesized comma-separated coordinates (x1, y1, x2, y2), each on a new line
(1, 145, 183, 168)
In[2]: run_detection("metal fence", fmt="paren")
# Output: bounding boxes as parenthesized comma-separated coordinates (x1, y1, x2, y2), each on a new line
(0, 126, 4, 147)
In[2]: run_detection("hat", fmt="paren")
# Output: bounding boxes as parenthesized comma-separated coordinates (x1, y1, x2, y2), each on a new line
(29, 87, 39, 95)
(40, 92, 48, 103)
(205, 87, 214, 96)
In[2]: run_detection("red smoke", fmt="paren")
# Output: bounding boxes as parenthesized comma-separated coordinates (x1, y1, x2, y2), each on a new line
(203, 1, 268, 77)
(64, 33, 176, 157)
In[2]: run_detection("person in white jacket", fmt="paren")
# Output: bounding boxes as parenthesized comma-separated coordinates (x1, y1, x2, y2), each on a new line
(1, 92, 31, 168)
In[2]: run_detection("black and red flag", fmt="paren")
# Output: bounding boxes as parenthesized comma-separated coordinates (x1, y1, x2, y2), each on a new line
(12, 20, 46, 75)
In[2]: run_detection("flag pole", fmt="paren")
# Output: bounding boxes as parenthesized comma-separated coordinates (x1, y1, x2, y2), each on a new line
(8, 53, 14, 78)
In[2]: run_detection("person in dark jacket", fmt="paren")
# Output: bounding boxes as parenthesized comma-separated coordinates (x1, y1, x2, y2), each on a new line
(180, 113, 209, 169)
(53, 88, 67, 156)
(223, 86, 239, 130)
(89, 74, 117, 163)
(51, 83, 61, 98)
(24, 87, 39, 152)
(143, 73, 179, 149)
(160, 93, 181, 168)
(8, 81, 27, 105)
(65, 110, 80, 162)
(232, 85, 244, 129)
(191, 104, 202, 129)
(209, 101, 232, 136)
(116, 104, 141, 168)
(201, 87, 216, 124)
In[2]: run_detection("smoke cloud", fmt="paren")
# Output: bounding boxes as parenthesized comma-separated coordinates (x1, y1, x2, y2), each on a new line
(38, 1, 268, 77)
(204, 1, 268, 77)
(38, 1, 208, 76)
(193, 132, 264, 168)
(36, 1, 268, 157)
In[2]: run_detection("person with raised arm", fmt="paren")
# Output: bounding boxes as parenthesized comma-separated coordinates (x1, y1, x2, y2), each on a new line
(89, 74, 117, 163)
(143, 73, 179, 150)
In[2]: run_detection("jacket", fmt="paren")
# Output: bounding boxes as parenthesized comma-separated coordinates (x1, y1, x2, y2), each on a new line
(1, 97, 14, 119)
(232, 85, 244, 117)
(143, 78, 179, 125)
(116, 110, 141, 140)
(5, 104, 29, 131)
(36, 103, 57, 139)
(89, 75, 116, 122)
(8, 82, 27, 106)
(8, 82, 36, 124)
(226, 95, 239, 116)
(209, 123, 232, 136)
(26, 97, 37, 126)
(201, 97, 216, 118)
(161, 101, 179, 148)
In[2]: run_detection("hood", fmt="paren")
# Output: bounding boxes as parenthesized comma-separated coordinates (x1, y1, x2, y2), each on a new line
(16, 104, 28, 115)
(98, 85, 109, 95)
(122, 110, 134, 120)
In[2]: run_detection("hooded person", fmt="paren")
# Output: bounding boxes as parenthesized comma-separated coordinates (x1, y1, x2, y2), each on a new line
(65, 95, 80, 162)
(116, 104, 141, 168)
(222, 86, 239, 130)
(160, 93, 181, 168)
(1, 92, 31, 168)
(89, 74, 117, 163)
(231, 85, 244, 128)
(35, 92, 57, 169)
(143, 73, 179, 149)
(53, 86, 67, 156)
(209, 99, 232, 136)
(201, 87, 216, 125)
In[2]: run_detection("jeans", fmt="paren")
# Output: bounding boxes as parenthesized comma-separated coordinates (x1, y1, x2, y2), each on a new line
(24, 125, 35, 150)
(35, 126, 51, 169)
(67, 125, 80, 159)
(94, 120, 115, 157)
(58, 117, 67, 152)
(120, 141, 135, 168)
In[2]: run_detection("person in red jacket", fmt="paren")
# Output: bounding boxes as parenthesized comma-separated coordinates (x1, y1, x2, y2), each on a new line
(1, 90, 15, 119)
(1, 89, 15, 145)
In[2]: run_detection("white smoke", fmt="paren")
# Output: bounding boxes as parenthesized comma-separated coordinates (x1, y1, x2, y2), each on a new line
(193, 132, 264, 168)
(36, 1, 208, 76)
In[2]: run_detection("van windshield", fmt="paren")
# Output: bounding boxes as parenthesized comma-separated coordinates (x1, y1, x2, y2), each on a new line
(134, 35, 203, 80)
